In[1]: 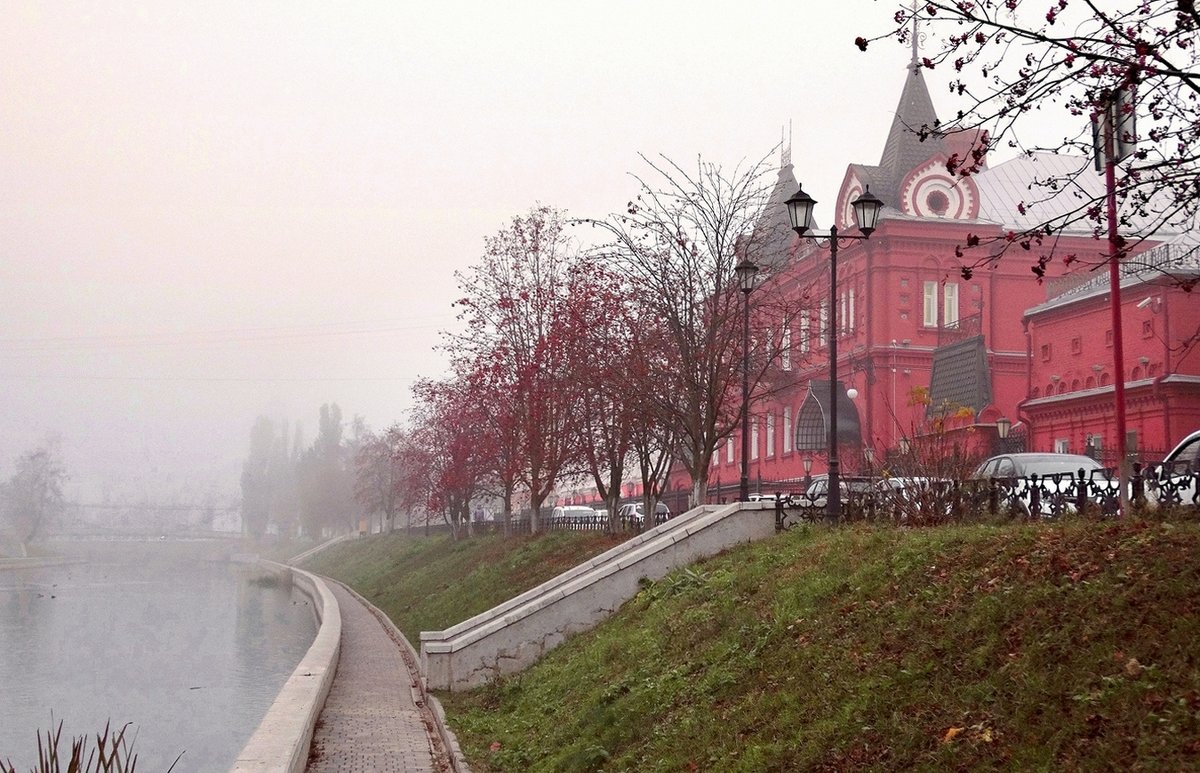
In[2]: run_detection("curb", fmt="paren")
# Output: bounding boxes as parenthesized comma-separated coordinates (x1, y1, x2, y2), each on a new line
(230, 561, 342, 773)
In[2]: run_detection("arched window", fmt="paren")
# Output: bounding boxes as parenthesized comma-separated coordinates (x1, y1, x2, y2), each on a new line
(1058, 382, 1068, 395)
(1100, 373, 1112, 386)
(1132, 366, 1143, 381)
(1071, 379, 1081, 391)
(1031, 386, 1041, 398)
(1086, 376, 1096, 389)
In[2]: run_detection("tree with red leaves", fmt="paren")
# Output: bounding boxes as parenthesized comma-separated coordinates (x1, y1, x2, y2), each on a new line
(558, 254, 646, 529)
(409, 376, 491, 539)
(858, 1, 1200, 284)
(449, 206, 584, 533)
(354, 424, 407, 534)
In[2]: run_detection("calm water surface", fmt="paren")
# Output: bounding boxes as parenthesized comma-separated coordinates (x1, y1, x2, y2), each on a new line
(0, 542, 317, 771)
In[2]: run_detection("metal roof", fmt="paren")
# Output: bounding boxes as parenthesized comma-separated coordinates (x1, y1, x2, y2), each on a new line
(973, 153, 1103, 232)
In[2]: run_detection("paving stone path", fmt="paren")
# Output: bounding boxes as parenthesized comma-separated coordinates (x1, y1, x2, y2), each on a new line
(306, 581, 451, 772)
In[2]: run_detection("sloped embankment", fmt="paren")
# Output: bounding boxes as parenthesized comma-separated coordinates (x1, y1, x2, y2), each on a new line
(300, 530, 627, 645)
(438, 519, 1200, 771)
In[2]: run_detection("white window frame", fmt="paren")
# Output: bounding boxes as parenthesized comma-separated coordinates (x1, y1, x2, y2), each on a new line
(783, 407, 792, 454)
(943, 282, 959, 328)
(848, 288, 856, 334)
(819, 301, 828, 347)
(923, 280, 939, 327)
(781, 325, 792, 370)
(800, 315, 810, 353)
(766, 412, 776, 458)
(751, 418, 759, 461)
(726, 436, 734, 463)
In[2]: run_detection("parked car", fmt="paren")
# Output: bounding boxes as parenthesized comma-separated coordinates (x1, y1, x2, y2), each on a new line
(973, 452, 1110, 516)
(801, 475, 877, 509)
(617, 502, 670, 526)
(1146, 429, 1200, 508)
(874, 476, 958, 522)
(551, 505, 598, 521)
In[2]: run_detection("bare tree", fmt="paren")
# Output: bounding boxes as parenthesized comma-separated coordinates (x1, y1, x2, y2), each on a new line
(587, 152, 801, 507)
(2, 440, 66, 557)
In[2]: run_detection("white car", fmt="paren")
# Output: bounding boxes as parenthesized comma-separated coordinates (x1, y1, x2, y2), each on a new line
(1145, 430, 1200, 508)
(617, 502, 670, 526)
(550, 505, 598, 521)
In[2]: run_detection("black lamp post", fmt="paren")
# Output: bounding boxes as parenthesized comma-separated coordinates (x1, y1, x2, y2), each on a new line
(736, 258, 759, 502)
(785, 184, 884, 520)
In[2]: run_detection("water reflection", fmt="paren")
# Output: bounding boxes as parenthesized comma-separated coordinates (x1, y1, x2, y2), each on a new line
(0, 542, 316, 771)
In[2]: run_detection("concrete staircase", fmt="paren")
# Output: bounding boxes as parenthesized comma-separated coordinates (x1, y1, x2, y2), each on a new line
(419, 501, 776, 691)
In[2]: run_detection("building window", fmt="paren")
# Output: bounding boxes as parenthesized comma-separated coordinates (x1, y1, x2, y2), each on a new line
(1041, 343, 1052, 361)
(781, 325, 791, 370)
(799, 315, 810, 353)
(766, 413, 775, 458)
(1142, 319, 1154, 338)
(1071, 337, 1082, 354)
(943, 282, 959, 328)
(726, 436, 734, 463)
(751, 419, 759, 461)
(848, 288, 856, 334)
(923, 281, 938, 327)
(1055, 438, 1069, 454)
(1105, 329, 1114, 347)
(783, 407, 792, 454)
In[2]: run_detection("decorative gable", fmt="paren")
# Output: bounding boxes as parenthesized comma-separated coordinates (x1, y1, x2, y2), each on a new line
(836, 172, 867, 231)
(899, 155, 980, 220)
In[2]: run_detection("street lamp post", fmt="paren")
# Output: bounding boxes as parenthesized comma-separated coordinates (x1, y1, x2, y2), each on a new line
(785, 184, 884, 521)
(736, 258, 759, 502)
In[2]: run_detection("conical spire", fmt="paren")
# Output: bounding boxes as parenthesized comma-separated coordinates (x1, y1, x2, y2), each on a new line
(878, 65, 942, 177)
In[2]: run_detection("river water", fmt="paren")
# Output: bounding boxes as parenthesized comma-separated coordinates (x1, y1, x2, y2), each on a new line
(0, 541, 317, 771)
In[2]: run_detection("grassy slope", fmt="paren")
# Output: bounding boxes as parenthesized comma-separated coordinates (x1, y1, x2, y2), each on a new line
(308, 520, 1200, 771)
(300, 530, 626, 644)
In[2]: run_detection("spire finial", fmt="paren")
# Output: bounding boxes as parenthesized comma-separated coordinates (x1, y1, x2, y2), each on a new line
(910, 0, 921, 69)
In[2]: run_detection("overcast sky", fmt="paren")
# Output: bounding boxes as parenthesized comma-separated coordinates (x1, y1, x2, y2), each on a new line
(0, 1, 1041, 503)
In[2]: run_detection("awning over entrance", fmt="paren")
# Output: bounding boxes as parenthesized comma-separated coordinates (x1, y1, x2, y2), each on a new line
(928, 335, 992, 416)
(795, 380, 863, 451)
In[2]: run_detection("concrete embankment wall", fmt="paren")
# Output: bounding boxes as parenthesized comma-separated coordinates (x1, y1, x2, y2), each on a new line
(419, 502, 776, 692)
(230, 561, 341, 773)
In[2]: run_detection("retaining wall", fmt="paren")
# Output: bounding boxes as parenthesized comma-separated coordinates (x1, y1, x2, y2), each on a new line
(419, 502, 775, 692)
(230, 561, 341, 773)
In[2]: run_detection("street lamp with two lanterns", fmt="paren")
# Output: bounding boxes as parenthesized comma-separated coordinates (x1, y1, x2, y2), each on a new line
(784, 183, 884, 521)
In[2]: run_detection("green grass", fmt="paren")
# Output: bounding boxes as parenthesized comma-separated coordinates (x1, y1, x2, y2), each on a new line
(300, 530, 626, 643)
(308, 518, 1200, 771)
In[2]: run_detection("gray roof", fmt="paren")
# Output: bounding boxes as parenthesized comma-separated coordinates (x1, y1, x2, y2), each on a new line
(752, 162, 802, 271)
(973, 152, 1103, 232)
(928, 335, 992, 416)
(850, 66, 948, 215)
(1026, 237, 1200, 316)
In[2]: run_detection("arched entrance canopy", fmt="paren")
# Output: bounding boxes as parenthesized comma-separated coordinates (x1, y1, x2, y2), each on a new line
(795, 380, 863, 451)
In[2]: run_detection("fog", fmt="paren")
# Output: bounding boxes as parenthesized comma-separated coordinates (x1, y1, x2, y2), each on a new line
(1, 2, 1002, 503)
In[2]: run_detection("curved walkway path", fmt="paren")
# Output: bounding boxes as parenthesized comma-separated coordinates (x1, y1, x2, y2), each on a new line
(305, 581, 452, 772)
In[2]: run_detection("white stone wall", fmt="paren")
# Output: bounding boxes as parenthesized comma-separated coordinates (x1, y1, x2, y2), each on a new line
(420, 502, 776, 692)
